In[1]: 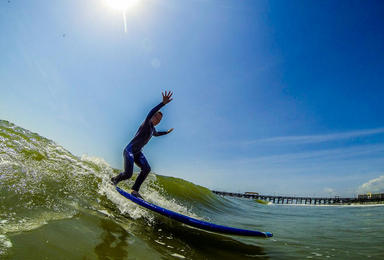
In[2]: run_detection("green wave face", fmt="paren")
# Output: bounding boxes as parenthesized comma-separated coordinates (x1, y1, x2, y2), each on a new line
(0, 120, 103, 232)
(154, 175, 224, 209)
(1, 120, 267, 259)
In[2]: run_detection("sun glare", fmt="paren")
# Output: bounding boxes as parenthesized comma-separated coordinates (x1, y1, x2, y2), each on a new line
(104, 0, 140, 11)
(103, 0, 141, 33)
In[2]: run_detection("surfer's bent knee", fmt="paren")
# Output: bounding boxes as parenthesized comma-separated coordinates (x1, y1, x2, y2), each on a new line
(142, 165, 151, 174)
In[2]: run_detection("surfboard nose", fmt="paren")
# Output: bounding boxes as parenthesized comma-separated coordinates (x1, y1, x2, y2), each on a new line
(265, 232, 273, 238)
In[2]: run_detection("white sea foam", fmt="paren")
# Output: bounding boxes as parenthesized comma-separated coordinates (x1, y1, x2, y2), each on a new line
(81, 154, 111, 168)
(171, 253, 186, 259)
(0, 234, 13, 256)
(98, 179, 150, 220)
(0, 212, 74, 235)
(97, 209, 113, 217)
(155, 240, 166, 245)
(98, 171, 201, 223)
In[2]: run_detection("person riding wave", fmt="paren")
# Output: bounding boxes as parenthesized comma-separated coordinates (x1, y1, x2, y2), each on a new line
(111, 91, 174, 199)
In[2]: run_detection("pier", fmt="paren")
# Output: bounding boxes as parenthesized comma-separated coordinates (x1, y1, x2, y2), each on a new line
(212, 191, 384, 205)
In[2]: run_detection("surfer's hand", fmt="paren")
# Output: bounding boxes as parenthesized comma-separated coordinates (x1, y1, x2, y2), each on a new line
(167, 128, 174, 134)
(162, 91, 173, 105)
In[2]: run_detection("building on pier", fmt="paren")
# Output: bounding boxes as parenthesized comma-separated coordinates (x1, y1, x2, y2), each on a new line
(244, 192, 259, 195)
(358, 192, 384, 200)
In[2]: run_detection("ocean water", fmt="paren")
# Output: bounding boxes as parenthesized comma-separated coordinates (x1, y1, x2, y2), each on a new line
(1, 119, 383, 259)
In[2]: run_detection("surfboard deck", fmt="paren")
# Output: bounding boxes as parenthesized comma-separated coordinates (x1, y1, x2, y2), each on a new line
(116, 186, 273, 238)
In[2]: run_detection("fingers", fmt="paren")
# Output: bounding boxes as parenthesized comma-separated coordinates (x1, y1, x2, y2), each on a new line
(162, 91, 173, 100)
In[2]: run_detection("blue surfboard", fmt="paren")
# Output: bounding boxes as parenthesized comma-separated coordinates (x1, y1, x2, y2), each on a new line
(116, 186, 273, 237)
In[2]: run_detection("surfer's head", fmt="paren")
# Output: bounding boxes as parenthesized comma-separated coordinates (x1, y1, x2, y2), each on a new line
(151, 111, 163, 126)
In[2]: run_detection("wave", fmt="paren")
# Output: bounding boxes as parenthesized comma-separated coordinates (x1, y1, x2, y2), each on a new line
(0, 120, 271, 258)
(0, 120, 236, 230)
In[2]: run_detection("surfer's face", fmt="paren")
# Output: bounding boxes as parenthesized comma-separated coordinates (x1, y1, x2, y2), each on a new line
(151, 112, 162, 126)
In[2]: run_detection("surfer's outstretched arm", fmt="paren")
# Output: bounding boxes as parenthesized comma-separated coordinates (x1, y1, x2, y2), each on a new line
(145, 103, 165, 122)
(145, 91, 173, 122)
(153, 128, 174, 136)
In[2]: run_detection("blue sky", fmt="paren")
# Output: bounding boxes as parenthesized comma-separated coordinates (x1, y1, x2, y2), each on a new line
(1, 0, 384, 196)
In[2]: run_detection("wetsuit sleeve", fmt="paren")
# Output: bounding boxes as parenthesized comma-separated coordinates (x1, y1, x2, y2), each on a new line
(145, 102, 165, 123)
(153, 128, 168, 137)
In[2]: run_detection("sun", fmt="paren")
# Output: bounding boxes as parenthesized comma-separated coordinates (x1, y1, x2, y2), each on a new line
(103, 0, 142, 32)
(104, 0, 140, 11)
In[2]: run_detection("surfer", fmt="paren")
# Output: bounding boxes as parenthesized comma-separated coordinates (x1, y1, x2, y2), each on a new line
(111, 91, 174, 199)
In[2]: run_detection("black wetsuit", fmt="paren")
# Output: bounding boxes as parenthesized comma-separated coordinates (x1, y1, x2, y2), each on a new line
(112, 102, 168, 191)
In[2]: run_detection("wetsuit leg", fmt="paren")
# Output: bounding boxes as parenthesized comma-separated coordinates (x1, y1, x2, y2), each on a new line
(131, 152, 151, 192)
(111, 147, 134, 184)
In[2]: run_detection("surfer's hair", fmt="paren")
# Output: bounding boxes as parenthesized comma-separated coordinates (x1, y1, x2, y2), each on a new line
(157, 111, 163, 117)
